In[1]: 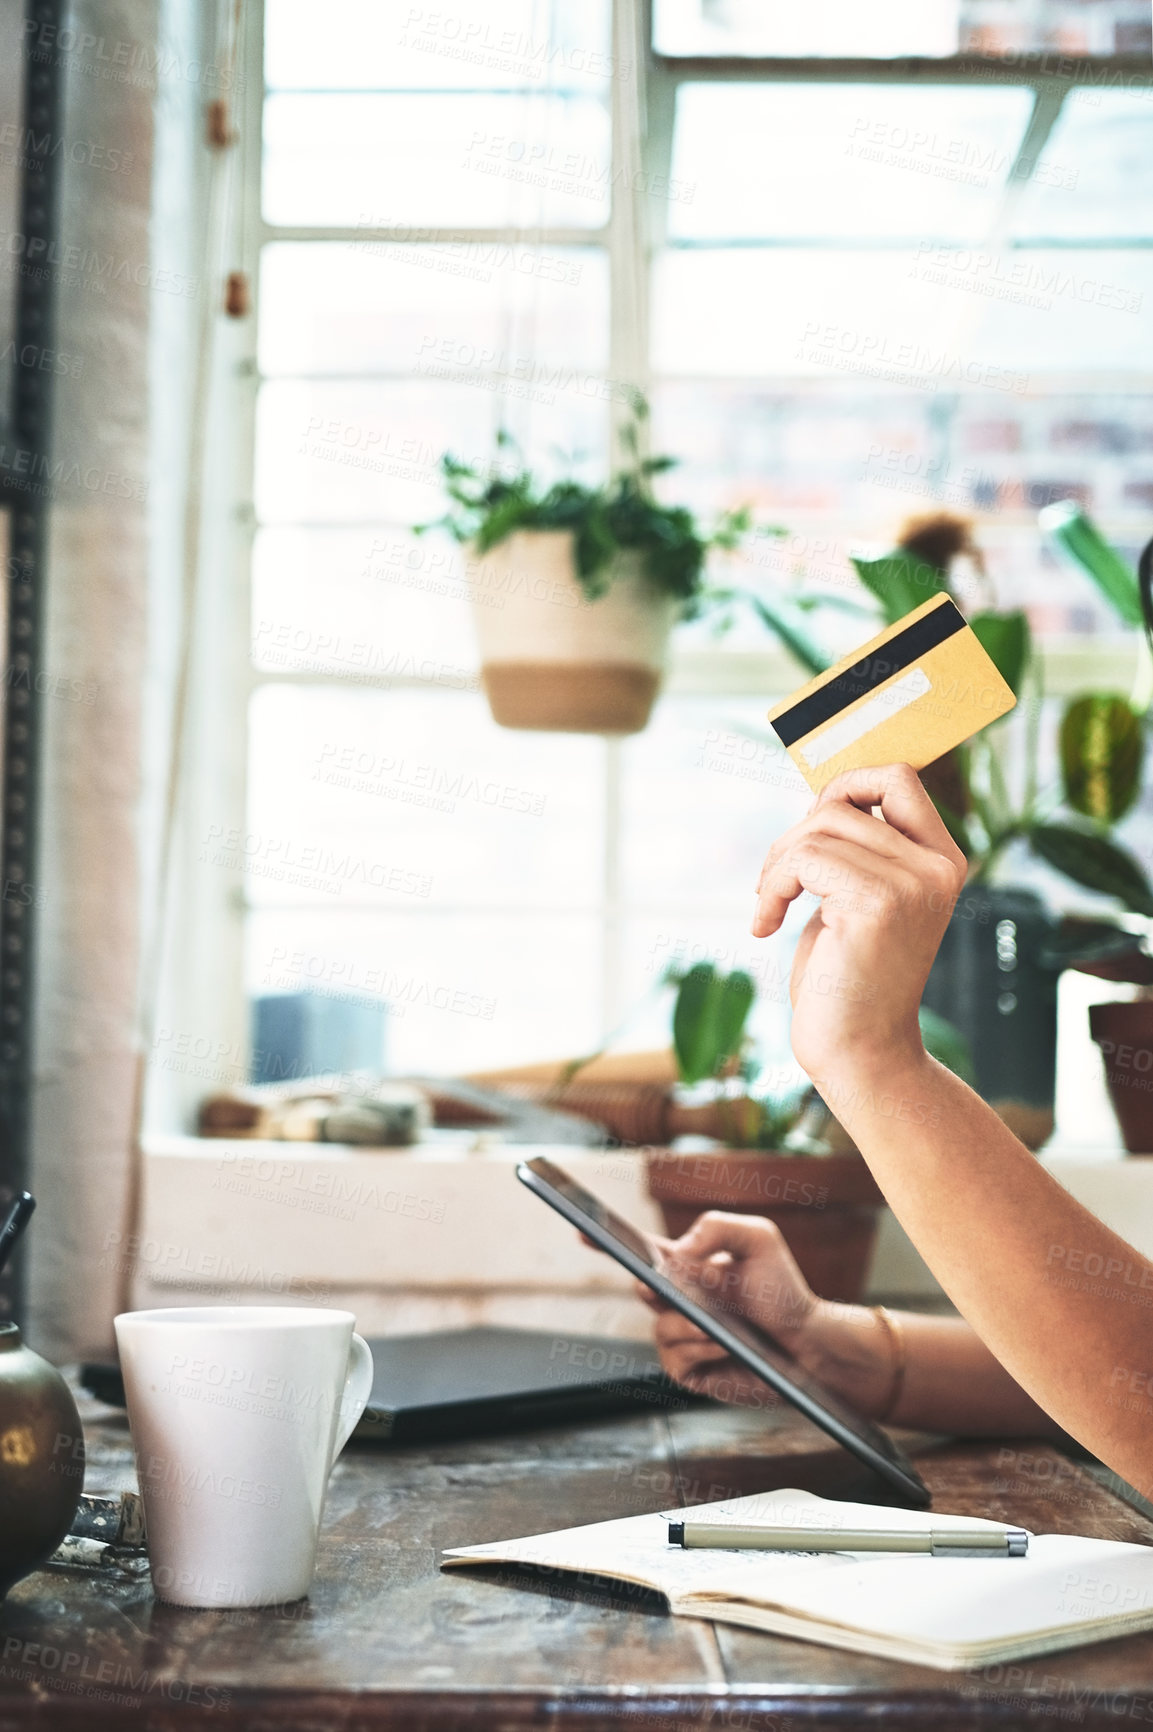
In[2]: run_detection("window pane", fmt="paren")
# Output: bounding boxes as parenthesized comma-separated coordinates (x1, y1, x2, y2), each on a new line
(652, 381, 1153, 638)
(654, 0, 1150, 58)
(669, 84, 1033, 241)
(655, 0, 962, 57)
(616, 695, 811, 1060)
(265, 0, 612, 93)
(1012, 92, 1153, 241)
(653, 249, 1153, 375)
(619, 696, 809, 908)
(263, 93, 611, 228)
(246, 686, 605, 912)
(961, 1, 1151, 57)
(252, 529, 479, 675)
(254, 379, 610, 526)
(259, 244, 609, 377)
(247, 910, 603, 1074)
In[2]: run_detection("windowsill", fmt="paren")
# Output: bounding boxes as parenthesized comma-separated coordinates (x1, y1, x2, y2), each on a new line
(664, 636, 1138, 698)
(131, 1134, 1153, 1335)
(131, 1136, 661, 1337)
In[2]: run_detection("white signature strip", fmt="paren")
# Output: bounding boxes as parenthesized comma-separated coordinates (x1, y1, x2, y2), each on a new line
(799, 666, 932, 771)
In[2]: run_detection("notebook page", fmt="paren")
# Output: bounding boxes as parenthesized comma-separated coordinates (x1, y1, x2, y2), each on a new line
(720, 1534, 1153, 1649)
(442, 1485, 1019, 1605)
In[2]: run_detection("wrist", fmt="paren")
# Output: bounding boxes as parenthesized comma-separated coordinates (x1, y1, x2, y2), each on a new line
(794, 1298, 900, 1420)
(808, 1044, 936, 1138)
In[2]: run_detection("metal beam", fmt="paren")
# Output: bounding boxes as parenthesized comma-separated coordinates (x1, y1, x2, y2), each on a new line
(263, 226, 608, 247)
(650, 53, 1153, 88)
(0, 0, 64, 1323)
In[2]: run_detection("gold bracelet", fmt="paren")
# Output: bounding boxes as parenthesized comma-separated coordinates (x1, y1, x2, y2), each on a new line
(871, 1305, 906, 1424)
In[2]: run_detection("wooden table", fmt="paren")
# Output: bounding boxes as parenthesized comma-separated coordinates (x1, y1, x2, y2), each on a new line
(3, 1389, 1153, 1729)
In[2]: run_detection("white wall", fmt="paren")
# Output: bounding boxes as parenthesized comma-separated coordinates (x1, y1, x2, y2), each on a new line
(26, 0, 232, 1357)
(26, 0, 160, 1357)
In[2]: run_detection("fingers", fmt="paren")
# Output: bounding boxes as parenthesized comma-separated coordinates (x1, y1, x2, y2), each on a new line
(816, 764, 966, 869)
(752, 765, 966, 938)
(683, 1366, 780, 1407)
(652, 1310, 730, 1387)
(635, 1279, 674, 1312)
(653, 1309, 719, 1357)
(753, 806, 905, 935)
(670, 1210, 784, 1266)
(757, 799, 908, 896)
(753, 833, 922, 939)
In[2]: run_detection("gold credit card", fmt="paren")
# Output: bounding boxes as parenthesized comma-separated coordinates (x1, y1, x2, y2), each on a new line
(767, 593, 1016, 793)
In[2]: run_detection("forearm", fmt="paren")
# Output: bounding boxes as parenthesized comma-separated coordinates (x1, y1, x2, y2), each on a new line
(803, 1305, 1064, 1436)
(816, 1049, 1153, 1492)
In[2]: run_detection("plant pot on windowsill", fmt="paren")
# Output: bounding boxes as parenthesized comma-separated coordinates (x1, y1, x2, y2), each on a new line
(645, 1149, 885, 1305)
(467, 531, 679, 734)
(1085, 938, 1153, 1151)
(1090, 1000, 1153, 1151)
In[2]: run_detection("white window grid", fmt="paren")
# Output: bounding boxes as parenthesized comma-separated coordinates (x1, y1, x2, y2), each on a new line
(206, 0, 1153, 1086)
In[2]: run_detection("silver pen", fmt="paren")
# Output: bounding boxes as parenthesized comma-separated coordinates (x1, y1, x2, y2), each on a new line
(667, 1521, 1028, 1557)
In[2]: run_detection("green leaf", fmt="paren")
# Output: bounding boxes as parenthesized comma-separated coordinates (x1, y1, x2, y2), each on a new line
(929, 794, 973, 859)
(1029, 822, 1153, 918)
(850, 551, 947, 624)
(713, 970, 756, 1070)
(671, 963, 756, 1085)
(419, 396, 753, 606)
(1038, 919, 1152, 975)
(917, 1006, 976, 1086)
(672, 963, 719, 1086)
(969, 609, 1030, 698)
(745, 594, 832, 677)
(1039, 501, 1142, 628)
(1060, 693, 1144, 823)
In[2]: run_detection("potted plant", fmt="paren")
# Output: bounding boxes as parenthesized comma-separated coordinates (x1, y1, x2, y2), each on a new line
(420, 399, 752, 734)
(1086, 964, 1153, 1154)
(729, 508, 1153, 1151)
(642, 963, 975, 1303)
(1056, 517, 1153, 1152)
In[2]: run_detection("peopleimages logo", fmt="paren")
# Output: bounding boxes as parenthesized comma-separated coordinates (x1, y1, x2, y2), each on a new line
(0, 228, 198, 297)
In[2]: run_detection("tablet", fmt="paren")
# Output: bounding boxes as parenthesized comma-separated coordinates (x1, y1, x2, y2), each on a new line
(516, 1155, 930, 1509)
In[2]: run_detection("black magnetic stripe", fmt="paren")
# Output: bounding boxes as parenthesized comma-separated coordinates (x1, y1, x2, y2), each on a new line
(771, 598, 965, 749)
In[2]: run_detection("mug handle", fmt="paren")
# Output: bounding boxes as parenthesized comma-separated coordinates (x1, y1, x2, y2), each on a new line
(333, 1333, 374, 1458)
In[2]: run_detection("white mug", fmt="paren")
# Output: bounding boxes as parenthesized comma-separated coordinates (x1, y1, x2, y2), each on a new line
(114, 1306, 374, 1607)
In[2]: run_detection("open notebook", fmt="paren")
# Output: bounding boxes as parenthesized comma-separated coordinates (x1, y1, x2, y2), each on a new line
(443, 1487, 1153, 1670)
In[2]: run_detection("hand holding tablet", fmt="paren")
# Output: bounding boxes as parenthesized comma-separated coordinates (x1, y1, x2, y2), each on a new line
(517, 1157, 931, 1507)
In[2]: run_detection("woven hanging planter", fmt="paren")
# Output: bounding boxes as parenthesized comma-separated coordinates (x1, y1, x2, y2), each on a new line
(466, 530, 678, 735)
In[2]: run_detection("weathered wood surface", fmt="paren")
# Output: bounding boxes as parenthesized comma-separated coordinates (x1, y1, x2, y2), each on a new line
(0, 1389, 1151, 1729)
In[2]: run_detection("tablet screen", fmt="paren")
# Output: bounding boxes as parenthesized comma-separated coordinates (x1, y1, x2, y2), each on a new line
(517, 1154, 930, 1508)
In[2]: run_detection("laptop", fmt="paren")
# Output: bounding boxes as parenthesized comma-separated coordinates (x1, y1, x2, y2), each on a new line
(81, 1325, 697, 1444)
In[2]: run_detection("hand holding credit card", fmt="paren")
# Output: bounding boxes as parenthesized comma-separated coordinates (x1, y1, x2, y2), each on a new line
(768, 594, 1015, 793)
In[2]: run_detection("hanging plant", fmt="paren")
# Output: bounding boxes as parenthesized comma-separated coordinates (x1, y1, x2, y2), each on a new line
(419, 397, 756, 735)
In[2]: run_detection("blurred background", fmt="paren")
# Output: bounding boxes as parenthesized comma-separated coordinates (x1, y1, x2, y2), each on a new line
(3, 0, 1153, 1350)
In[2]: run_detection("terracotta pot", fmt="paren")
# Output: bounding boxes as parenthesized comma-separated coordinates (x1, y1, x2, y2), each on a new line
(466, 531, 678, 734)
(1089, 1000, 1153, 1153)
(645, 1150, 885, 1304)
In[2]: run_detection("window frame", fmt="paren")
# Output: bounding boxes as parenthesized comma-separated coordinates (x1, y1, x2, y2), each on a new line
(175, 0, 1153, 1110)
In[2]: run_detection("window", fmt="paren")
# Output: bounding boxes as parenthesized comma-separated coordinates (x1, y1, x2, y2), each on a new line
(235, 0, 1153, 1107)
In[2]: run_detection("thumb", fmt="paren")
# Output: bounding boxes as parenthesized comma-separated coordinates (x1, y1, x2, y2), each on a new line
(673, 1211, 777, 1264)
